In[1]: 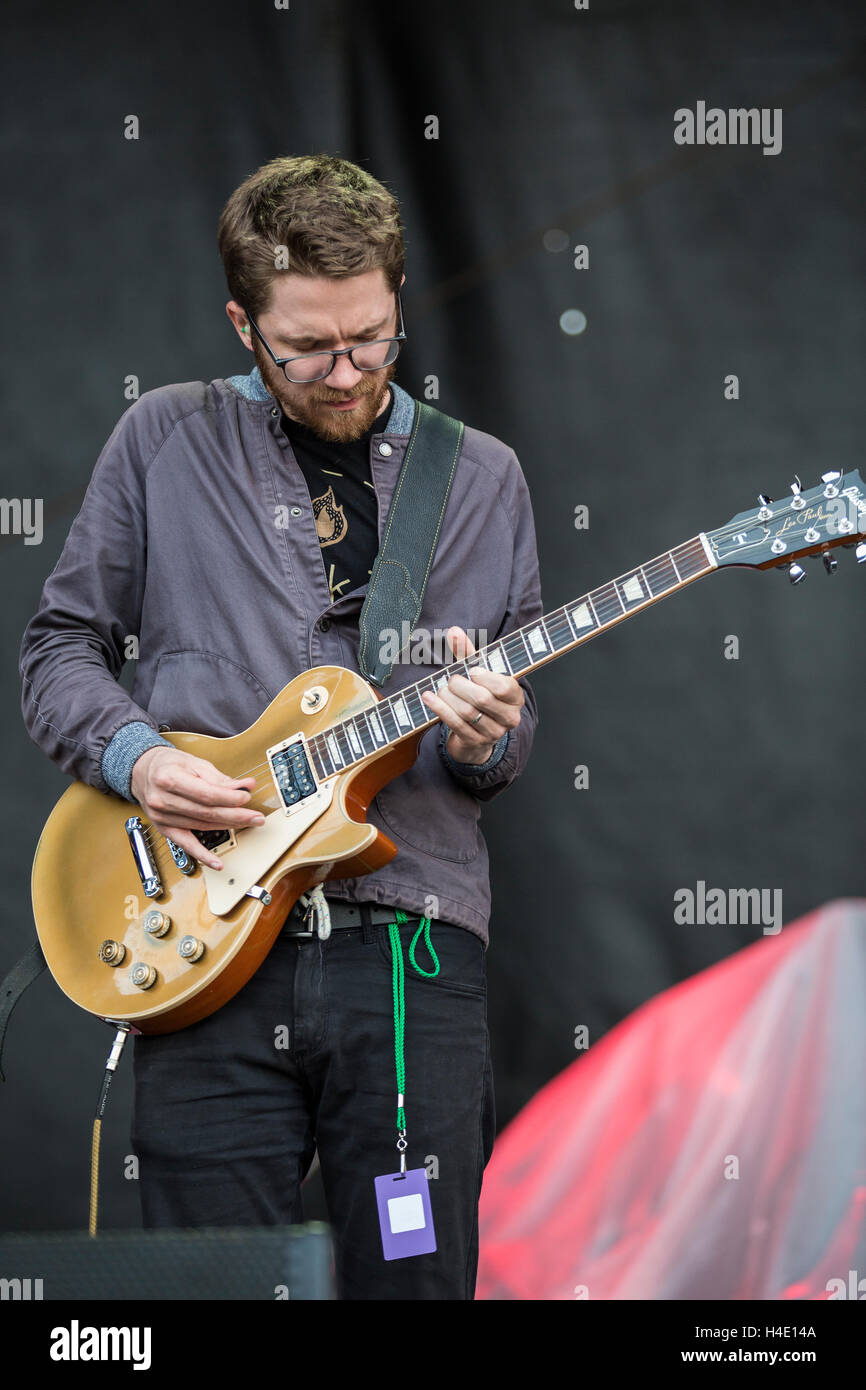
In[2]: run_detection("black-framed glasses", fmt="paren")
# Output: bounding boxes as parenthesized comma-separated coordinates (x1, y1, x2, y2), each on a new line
(244, 291, 406, 384)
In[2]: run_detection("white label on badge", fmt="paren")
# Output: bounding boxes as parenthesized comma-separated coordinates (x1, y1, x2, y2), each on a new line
(387, 1192, 426, 1234)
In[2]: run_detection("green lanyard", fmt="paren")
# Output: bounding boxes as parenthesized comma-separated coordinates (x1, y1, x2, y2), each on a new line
(388, 910, 440, 1173)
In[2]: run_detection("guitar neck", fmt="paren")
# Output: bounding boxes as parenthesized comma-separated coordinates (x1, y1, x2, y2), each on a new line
(306, 534, 717, 779)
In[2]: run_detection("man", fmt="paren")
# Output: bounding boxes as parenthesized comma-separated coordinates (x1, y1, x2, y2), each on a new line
(19, 153, 544, 1300)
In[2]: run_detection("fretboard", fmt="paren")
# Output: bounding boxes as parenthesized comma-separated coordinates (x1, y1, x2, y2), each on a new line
(306, 534, 715, 780)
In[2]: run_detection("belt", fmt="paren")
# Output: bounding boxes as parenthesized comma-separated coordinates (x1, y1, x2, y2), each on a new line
(282, 897, 417, 938)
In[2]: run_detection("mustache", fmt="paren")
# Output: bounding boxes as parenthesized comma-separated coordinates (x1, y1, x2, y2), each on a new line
(314, 385, 377, 403)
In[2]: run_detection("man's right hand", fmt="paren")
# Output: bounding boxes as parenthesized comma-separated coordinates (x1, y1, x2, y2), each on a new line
(130, 745, 265, 871)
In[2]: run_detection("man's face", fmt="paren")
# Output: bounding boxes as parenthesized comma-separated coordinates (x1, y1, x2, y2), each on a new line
(232, 268, 401, 443)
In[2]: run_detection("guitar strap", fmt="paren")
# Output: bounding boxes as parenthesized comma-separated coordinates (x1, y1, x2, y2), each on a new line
(357, 398, 464, 688)
(0, 938, 46, 1082)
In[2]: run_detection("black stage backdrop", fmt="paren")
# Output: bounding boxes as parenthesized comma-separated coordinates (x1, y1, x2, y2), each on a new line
(1, 0, 864, 1231)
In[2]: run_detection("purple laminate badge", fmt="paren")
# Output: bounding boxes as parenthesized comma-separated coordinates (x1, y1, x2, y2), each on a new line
(374, 1168, 437, 1260)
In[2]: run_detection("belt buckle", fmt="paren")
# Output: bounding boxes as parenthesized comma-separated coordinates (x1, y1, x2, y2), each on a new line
(285, 897, 315, 937)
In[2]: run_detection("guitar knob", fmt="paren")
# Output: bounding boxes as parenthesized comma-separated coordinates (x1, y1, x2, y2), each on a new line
(788, 563, 806, 584)
(823, 553, 838, 574)
(178, 935, 205, 962)
(143, 910, 171, 937)
(97, 939, 126, 966)
(130, 962, 157, 990)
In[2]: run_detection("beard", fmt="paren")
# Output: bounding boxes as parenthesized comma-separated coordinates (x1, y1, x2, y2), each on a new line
(251, 341, 397, 443)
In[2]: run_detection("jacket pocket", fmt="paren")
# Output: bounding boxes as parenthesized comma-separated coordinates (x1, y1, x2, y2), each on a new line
(144, 649, 274, 737)
(374, 729, 481, 863)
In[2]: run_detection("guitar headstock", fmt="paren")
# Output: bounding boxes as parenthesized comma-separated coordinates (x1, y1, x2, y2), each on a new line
(706, 470, 866, 580)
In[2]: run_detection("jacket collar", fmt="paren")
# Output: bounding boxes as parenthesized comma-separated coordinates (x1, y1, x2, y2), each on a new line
(225, 363, 416, 435)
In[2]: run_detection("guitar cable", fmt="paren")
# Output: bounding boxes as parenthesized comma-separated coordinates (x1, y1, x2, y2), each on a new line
(88, 1024, 132, 1237)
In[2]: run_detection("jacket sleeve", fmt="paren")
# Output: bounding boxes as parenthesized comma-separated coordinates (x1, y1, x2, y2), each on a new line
(437, 448, 543, 803)
(19, 398, 172, 797)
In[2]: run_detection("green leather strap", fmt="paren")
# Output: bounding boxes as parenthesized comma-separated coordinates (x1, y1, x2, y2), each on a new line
(358, 400, 464, 688)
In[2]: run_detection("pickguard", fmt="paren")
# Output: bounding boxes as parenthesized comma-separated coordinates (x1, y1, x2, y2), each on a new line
(201, 780, 336, 915)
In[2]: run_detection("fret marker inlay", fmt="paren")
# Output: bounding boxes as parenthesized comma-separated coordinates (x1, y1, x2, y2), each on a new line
(570, 603, 594, 630)
(622, 575, 644, 602)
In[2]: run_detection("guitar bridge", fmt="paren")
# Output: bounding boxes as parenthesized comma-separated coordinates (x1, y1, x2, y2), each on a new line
(125, 816, 162, 898)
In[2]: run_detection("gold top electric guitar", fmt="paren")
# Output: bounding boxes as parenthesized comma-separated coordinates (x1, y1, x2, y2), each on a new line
(31, 470, 866, 1033)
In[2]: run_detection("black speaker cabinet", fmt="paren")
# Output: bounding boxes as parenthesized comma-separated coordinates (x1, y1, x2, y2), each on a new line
(0, 1223, 335, 1300)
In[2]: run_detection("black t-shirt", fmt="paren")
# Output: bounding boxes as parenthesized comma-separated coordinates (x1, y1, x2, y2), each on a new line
(281, 394, 391, 603)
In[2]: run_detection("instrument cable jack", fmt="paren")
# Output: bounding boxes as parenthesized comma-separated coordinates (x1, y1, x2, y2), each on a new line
(89, 1024, 132, 1237)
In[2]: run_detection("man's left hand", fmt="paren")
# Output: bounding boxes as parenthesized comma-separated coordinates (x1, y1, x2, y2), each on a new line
(420, 626, 524, 764)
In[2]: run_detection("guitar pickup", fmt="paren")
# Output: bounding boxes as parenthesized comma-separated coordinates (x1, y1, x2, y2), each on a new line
(266, 734, 318, 812)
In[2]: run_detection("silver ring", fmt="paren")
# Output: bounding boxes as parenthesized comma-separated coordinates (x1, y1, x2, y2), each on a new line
(470, 710, 484, 726)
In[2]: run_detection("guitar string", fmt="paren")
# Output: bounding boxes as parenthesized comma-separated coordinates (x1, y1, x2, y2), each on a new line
(190, 538, 713, 786)
(149, 504, 826, 802)
(137, 539, 713, 869)
(142, 518, 811, 812)
(138, 503, 855, 864)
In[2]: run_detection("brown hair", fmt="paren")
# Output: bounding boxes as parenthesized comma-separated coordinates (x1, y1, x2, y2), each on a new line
(217, 153, 405, 319)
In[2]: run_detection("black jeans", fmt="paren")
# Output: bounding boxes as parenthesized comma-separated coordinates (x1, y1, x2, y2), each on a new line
(130, 910, 495, 1300)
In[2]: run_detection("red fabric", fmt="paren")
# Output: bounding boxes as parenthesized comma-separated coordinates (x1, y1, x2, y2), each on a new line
(477, 899, 866, 1300)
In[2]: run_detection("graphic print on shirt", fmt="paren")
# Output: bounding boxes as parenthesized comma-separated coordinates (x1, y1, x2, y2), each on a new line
(309, 467, 378, 601)
(313, 483, 347, 546)
(282, 399, 389, 605)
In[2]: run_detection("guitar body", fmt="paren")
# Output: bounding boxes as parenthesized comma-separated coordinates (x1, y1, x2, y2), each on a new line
(31, 665, 424, 1034)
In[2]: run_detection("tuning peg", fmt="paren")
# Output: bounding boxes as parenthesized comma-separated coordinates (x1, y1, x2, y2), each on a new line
(758, 493, 773, 506)
(788, 562, 806, 584)
(823, 553, 838, 574)
(856, 543, 866, 564)
(790, 477, 805, 509)
(822, 471, 842, 498)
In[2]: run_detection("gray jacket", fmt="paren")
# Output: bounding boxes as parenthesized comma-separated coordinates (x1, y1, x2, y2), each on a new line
(19, 365, 543, 943)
